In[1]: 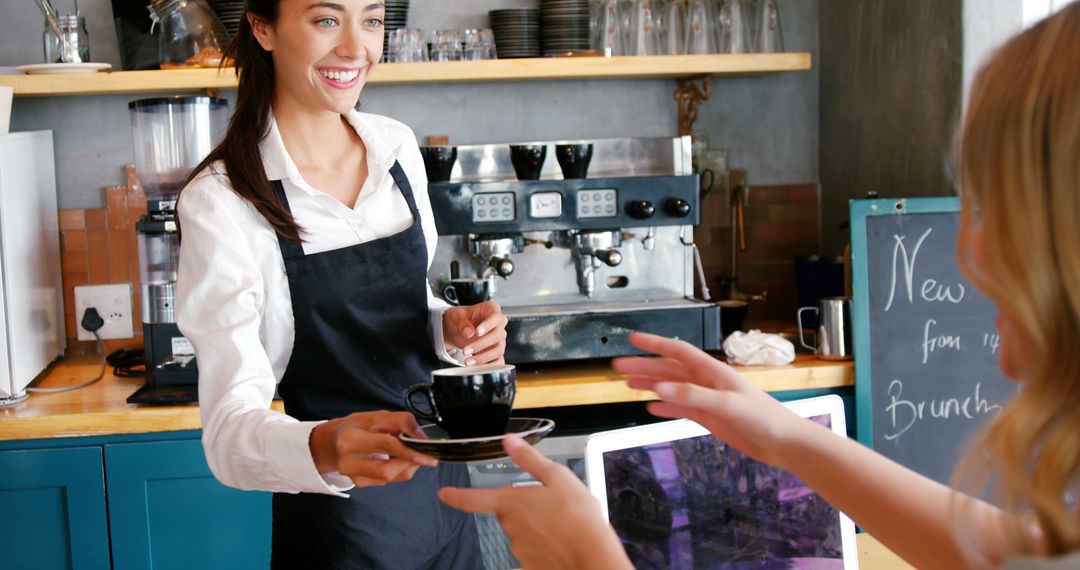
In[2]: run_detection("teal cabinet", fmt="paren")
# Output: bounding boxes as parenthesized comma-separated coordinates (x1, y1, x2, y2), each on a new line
(0, 446, 111, 570)
(105, 439, 272, 570)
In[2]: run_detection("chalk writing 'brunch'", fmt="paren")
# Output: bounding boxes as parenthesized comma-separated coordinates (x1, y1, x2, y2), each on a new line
(883, 379, 1002, 442)
(884, 228, 966, 312)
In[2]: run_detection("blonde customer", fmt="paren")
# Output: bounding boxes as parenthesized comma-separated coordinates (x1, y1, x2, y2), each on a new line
(440, 4, 1080, 568)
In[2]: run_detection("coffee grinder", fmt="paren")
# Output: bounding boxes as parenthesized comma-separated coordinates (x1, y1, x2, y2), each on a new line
(127, 96, 227, 403)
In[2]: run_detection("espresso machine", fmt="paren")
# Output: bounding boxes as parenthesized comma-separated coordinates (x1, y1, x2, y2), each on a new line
(127, 96, 227, 403)
(428, 137, 721, 363)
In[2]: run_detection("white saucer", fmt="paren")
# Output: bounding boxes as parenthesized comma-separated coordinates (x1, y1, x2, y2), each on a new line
(16, 63, 112, 75)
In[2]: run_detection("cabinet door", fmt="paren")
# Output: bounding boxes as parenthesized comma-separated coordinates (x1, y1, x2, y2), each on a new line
(105, 439, 271, 570)
(0, 446, 110, 570)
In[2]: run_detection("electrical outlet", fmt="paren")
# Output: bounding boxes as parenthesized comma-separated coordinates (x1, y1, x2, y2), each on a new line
(74, 284, 134, 341)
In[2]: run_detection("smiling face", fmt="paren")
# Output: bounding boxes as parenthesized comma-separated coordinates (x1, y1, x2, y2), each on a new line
(250, 0, 385, 117)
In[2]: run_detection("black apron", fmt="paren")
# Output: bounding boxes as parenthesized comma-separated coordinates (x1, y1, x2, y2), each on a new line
(269, 162, 481, 570)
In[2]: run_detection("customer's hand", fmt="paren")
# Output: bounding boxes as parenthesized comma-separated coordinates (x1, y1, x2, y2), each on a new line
(613, 331, 806, 468)
(443, 301, 509, 366)
(310, 411, 438, 488)
(439, 436, 632, 570)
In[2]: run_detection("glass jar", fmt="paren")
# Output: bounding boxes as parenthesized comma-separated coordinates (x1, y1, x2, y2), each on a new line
(43, 14, 90, 63)
(148, 0, 226, 69)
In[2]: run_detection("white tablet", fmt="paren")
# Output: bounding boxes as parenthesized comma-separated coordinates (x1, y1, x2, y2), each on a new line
(585, 395, 859, 570)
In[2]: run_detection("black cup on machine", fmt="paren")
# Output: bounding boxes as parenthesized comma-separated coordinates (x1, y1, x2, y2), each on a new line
(718, 300, 749, 339)
(554, 143, 593, 179)
(404, 364, 517, 439)
(442, 278, 490, 306)
(420, 146, 458, 183)
(509, 144, 547, 180)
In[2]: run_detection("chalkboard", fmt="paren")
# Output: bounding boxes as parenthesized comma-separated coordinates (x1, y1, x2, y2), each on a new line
(851, 198, 1018, 485)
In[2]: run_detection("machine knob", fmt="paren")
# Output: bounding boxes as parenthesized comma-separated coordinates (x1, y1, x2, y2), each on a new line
(595, 249, 622, 267)
(626, 200, 655, 220)
(666, 198, 691, 218)
(493, 258, 515, 278)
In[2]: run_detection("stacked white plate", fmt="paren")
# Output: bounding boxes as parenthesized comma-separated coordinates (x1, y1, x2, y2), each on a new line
(209, 0, 243, 42)
(540, 0, 590, 56)
(490, 9, 541, 59)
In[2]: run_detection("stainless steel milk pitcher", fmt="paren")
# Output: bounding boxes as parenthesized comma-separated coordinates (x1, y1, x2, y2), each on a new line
(797, 296, 853, 360)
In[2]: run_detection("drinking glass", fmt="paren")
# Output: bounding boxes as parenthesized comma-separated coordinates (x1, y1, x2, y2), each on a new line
(464, 28, 496, 60)
(597, 0, 624, 56)
(755, 0, 784, 52)
(589, 0, 604, 49)
(717, 0, 752, 53)
(430, 30, 463, 61)
(626, 0, 660, 56)
(685, 0, 716, 54)
(658, 0, 686, 55)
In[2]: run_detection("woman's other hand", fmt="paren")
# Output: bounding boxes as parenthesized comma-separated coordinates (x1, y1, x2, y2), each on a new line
(309, 411, 438, 488)
(613, 331, 805, 468)
(443, 301, 509, 366)
(439, 436, 632, 570)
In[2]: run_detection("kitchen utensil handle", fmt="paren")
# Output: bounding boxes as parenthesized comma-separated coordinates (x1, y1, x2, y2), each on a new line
(404, 384, 441, 423)
(796, 307, 817, 351)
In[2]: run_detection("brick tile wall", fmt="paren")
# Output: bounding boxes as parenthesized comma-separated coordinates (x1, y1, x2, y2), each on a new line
(58, 166, 147, 354)
(694, 176, 821, 327)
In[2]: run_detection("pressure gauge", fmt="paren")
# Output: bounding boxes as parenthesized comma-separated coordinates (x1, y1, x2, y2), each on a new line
(529, 192, 563, 219)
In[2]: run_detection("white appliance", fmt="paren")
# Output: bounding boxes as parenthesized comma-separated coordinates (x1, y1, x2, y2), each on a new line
(0, 131, 65, 405)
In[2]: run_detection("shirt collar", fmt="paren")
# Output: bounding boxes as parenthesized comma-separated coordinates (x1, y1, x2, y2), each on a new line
(259, 109, 397, 188)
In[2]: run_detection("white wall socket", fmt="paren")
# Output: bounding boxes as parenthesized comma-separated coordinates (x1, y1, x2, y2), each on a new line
(74, 284, 135, 341)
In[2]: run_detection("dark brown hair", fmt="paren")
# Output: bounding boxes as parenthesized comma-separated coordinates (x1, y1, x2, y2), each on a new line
(185, 0, 303, 242)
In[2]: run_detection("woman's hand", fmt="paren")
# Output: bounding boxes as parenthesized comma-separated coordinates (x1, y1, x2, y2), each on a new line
(439, 436, 632, 570)
(309, 411, 438, 488)
(612, 331, 807, 468)
(443, 301, 509, 366)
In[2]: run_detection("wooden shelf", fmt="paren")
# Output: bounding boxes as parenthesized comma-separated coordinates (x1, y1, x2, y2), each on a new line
(0, 53, 811, 97)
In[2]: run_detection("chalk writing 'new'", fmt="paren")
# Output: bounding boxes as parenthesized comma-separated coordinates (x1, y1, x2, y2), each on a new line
(884, 228, 966, 311)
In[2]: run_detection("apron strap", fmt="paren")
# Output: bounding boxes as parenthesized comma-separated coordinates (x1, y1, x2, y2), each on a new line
(388, 160, 422, 219)
(270, 179, 306, 261)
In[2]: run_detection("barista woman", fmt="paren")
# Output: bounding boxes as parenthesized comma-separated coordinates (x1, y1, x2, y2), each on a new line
(175, 1, 507, 568)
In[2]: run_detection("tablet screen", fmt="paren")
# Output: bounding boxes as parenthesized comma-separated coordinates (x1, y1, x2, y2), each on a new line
(601, 414, 845, 569)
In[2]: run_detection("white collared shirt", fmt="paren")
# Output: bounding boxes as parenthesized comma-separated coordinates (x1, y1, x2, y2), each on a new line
(176, 110, 454, 497)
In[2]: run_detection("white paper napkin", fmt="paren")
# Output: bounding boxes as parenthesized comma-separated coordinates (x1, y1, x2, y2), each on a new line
(722, 330, 796, 366)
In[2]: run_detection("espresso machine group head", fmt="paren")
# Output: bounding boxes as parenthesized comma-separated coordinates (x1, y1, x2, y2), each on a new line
(427, 137, 721, 363)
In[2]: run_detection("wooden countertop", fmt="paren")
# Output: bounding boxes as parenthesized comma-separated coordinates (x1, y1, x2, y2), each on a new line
(0, 355, 851, 441)
(858, 534, 914, 569)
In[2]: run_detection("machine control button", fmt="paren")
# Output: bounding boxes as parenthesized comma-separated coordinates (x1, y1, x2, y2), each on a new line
(576, 189, 618, 218)
(626, 200, 655, 219)
(666, 198, 691, 217)
(472, 192, 516, 223)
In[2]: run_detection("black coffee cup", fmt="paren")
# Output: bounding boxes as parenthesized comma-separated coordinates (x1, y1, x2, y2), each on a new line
(555, 143, 594, 179)
(718, 300, 749, 339)
(442, 278, 490, 306)
(509, 144, 547, 180)
(404, 364, 516, 439)
(420, 146, 457, 183)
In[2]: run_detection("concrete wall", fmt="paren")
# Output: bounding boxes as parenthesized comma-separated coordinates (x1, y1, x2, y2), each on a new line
(3, 0, 818, 210)
(964, 0, 1022, 103)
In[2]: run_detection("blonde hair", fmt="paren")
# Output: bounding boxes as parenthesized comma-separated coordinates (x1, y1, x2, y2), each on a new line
(954, 2, 1080, 560)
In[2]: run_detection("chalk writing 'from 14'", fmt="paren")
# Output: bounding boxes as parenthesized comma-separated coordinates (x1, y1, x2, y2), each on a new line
(884, 228, 966, 312)
(883, 379, 1002, 442)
